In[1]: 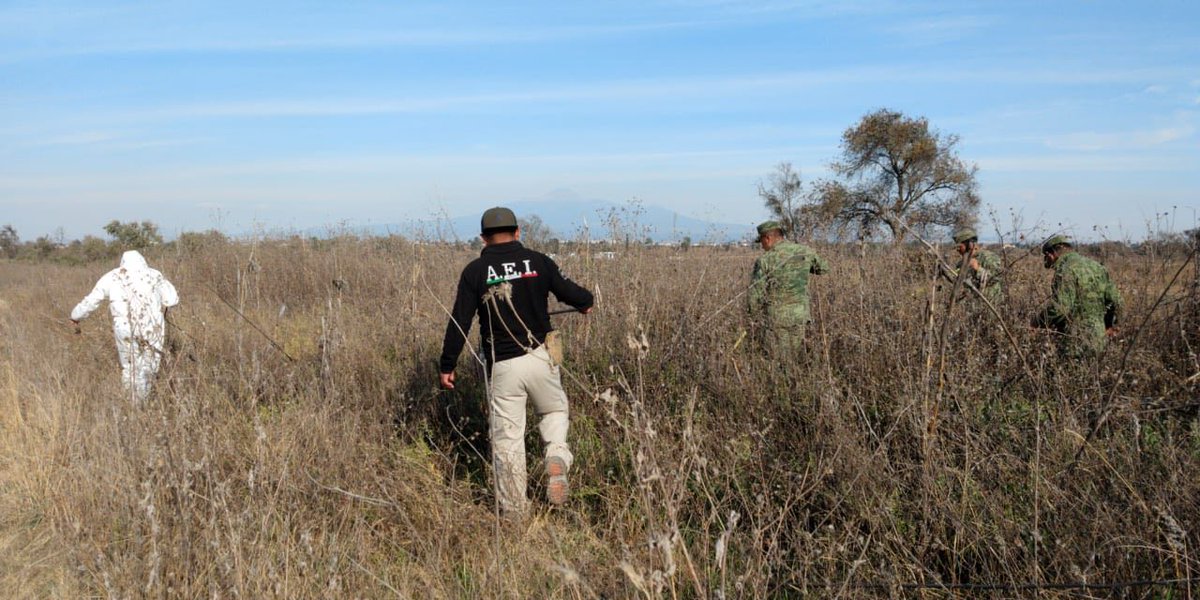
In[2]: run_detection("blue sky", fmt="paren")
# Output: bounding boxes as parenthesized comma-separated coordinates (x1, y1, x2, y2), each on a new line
(2, 0, 1197, 241)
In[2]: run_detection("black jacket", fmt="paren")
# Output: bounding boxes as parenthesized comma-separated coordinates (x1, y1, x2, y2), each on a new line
(439, 241, 593, 373)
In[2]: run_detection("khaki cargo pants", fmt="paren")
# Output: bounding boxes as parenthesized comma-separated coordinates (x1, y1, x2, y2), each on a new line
(488, 346, 573, 514)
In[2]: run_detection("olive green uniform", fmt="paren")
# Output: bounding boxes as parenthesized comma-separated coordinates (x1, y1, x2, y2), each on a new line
(749, 241, 829, 353)
(968, 248, 1003, 303)
(1033, 251, 1122, 357)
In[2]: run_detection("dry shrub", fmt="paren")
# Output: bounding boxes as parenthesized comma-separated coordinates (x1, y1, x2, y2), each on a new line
(0, 238, 1197, 598)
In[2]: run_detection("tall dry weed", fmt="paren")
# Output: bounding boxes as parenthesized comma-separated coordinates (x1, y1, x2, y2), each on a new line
(0, 237, 1197, 597)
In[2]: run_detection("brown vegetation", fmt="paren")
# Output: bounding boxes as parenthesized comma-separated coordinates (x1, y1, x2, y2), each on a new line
(1, 236, 1197, 597)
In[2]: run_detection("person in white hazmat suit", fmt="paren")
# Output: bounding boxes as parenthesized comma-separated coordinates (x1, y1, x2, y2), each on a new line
(70, 250, 179, 402)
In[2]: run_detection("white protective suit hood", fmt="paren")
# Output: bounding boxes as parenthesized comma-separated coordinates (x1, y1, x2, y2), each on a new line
(120, 250, 149, 271)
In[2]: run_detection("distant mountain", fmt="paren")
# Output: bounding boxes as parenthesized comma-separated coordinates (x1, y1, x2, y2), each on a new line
(354, 198, 756, 243)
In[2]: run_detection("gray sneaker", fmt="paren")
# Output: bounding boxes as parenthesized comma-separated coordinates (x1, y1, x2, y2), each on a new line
(546, 456, 569, 505)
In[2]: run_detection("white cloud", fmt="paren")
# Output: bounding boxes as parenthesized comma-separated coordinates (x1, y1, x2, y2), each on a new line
(32, 131, 119, 146)
(0, 19, 710, 63)
(106, 138, 208, 150)
(0, 3, 131, 29)
(0, 145, 816, 189)
(1044, 125, 1195, 151)
(658, 0, 897, 16)
(979, 153, 1196, 173)
(1041, 108, 1198, 152)
(103, 64, 1193, 122)
(885, 15, 994, 45)
(26, 130, 207, 150)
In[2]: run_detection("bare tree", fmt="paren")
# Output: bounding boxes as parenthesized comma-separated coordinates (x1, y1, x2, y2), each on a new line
(808, 109, 979, 242)
(757, 163, 805, 241)
(0, 224, 18, 259)
(518, 214, 555, 250)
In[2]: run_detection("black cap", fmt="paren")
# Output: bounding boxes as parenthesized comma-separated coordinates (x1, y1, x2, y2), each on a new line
(481, 207, 518, 234)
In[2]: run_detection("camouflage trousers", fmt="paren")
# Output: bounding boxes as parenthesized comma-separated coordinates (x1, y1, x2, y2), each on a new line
(764, 323, 807, 361)
(1046, 322, 1108, 360)
(1059, 333, 1107, 360)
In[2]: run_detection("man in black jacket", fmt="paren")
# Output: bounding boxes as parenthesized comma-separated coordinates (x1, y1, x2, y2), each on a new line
(439, 207, 593, 515)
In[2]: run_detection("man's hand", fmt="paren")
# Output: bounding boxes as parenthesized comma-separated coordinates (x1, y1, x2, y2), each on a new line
(439, 371, 456, 390)
(1106, 327, 1119, 338)
(968, 258, 981, 271)
(70, 319, 81, 335)
(581, 306, 593, 315)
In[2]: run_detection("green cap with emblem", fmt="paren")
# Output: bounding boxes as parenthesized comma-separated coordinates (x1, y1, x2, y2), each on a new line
(756, 220, 784, 237)
(952, 228, 977, 244)
(480, 206, 518, 234)
(1041, 234, 1071, 253)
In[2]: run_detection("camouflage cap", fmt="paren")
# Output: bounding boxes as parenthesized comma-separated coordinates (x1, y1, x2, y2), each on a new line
(480, 206, 518, 233)
(1041, 234, 1071, 253)
(952, 228, 977, 244)
(756, 220, 784, 237)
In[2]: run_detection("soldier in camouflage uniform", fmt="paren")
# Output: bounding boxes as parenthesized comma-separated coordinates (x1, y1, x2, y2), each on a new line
(748, 221, 829, 355)
(951, 228, 1003, 304)
(1032, 235, 1123, 357)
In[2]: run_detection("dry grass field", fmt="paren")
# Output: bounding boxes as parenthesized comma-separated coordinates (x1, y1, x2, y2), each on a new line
(1, 235, 1197, 598)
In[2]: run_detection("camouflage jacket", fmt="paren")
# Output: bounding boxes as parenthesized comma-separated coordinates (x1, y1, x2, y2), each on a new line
(961, 248, 1002, 303)
(1033, 251, 1123, 354)
(748, 241, 829, 326)
(945, 246, 1003, 300)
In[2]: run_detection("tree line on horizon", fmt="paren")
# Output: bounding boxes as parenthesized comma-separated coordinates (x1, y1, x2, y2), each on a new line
(0, 220, 182, 263)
